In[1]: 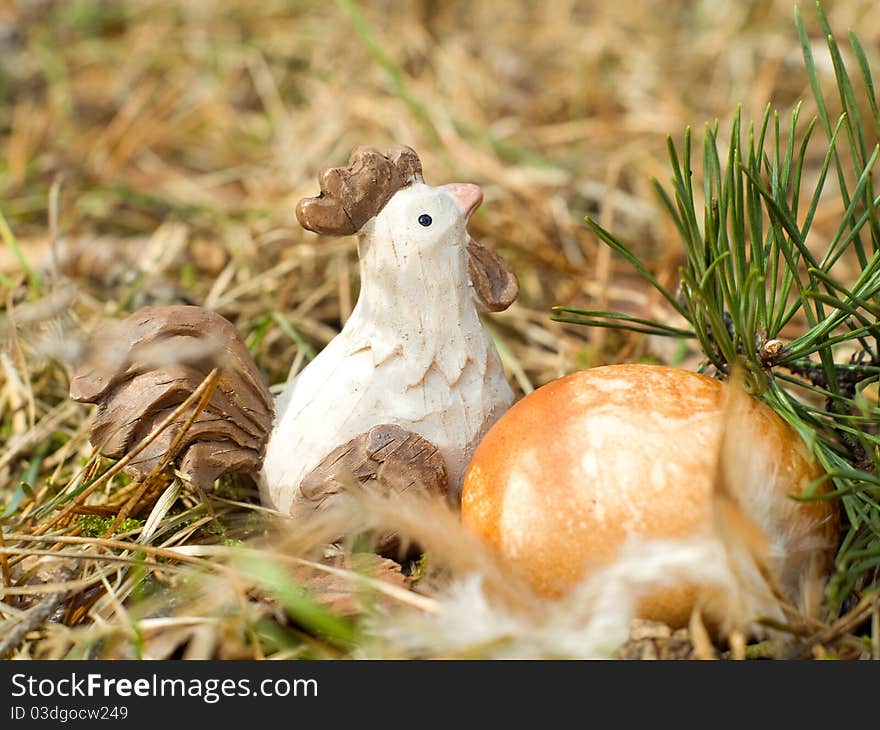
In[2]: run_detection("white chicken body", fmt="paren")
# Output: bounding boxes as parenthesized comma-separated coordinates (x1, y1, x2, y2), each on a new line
(260, 183, 514, 514)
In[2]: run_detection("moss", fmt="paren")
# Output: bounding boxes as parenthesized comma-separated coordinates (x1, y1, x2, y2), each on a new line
(201, 519, 225, 536)
(77, 515, 143, 537)
(408, 552, 429, 584)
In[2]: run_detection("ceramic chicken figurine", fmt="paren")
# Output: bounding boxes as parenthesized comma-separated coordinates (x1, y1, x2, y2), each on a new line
(70, 145, 518, 516)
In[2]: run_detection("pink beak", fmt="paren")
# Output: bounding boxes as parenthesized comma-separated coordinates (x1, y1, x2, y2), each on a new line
(442, 183, 483, 220)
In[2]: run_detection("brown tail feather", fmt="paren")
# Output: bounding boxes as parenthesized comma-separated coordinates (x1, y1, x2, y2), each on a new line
(70, 305, 274, 487)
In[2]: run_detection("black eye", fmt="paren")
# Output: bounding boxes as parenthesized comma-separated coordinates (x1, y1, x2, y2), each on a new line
(418, 214, 432, 227)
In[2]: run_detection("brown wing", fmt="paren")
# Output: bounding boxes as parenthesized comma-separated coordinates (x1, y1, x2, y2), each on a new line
(70, 305, 274, 487)
(298, 424, 449, 510)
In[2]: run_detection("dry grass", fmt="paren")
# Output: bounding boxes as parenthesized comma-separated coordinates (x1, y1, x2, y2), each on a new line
(2, 0, 880, 659)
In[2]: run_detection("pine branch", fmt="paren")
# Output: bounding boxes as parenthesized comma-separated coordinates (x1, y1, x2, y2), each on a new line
(559, 3, 880, 613)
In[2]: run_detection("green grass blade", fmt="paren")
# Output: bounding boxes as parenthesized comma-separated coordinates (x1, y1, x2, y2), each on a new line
(235, 551, 355, 647)
(0, 210, 41, 296)
(334, 0, 439, 144)
(271, 311, 317, 361)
